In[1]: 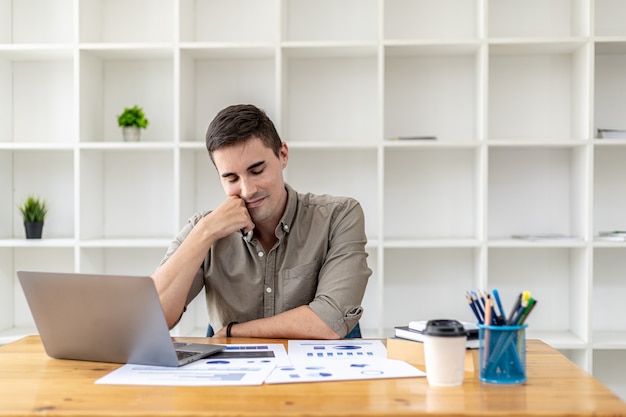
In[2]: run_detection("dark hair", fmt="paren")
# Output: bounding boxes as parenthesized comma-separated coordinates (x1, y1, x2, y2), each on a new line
(205, 104, 282, 162)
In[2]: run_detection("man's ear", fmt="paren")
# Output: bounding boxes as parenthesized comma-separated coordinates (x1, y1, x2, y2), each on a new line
(280, 141, 289, 169)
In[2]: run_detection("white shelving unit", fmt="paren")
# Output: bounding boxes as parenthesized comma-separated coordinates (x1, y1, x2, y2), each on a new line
(2, 0, 626, 400)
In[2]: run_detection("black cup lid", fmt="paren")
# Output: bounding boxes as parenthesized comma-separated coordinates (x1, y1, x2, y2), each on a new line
(423, 319, 466, 337)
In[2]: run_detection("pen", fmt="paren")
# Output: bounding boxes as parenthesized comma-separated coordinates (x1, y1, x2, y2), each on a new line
(492, 289, 506, 324)
(506, 292, 522, 326)
(509, 291, 530, 326)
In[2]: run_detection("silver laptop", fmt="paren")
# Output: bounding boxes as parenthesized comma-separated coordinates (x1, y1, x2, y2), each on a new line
(17, 270, 224, 367)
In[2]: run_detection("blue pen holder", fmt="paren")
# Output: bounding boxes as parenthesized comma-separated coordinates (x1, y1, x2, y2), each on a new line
(478, 324, 527, 384)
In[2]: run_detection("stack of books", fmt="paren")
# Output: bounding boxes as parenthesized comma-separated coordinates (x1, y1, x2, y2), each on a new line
(394, 320, 479, 349)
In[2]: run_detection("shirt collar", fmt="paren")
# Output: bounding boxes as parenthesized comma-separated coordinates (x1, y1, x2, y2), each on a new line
(276, 183, 296, 237)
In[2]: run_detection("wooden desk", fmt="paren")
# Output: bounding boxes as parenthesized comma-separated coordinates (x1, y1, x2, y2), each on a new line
(1, 336, 625, 417)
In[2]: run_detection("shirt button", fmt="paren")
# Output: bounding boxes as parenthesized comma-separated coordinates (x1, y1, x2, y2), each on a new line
(258, 251, 264, 257)
(266, 287, 272, 293)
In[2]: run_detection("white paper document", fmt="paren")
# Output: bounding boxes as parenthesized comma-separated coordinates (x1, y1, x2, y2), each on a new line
(265, 357, 424, 384)
(287, 339, 389, 362)
(96, 340, 425, 386)
(264, 340, 425, 384)
(96, 343, 288, 386)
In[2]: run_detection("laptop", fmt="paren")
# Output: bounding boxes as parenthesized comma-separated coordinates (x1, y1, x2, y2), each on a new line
(17, 270, 224, 367)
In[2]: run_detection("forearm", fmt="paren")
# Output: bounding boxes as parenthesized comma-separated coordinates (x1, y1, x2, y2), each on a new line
(152, 222, 217, 328)
(215, 306, 340, 339)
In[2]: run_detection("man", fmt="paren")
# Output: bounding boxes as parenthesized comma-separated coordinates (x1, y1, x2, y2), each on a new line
(152, 104, 371, 339)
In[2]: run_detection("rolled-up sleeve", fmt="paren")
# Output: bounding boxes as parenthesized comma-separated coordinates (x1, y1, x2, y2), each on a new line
(307, 199, 371, 337)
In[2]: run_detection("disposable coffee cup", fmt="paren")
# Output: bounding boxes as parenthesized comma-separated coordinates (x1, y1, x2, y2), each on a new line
(422, 319, 467, 387)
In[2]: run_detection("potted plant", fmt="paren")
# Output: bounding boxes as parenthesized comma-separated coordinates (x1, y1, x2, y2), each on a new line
(18, 195, 48, 239)
(117, 105, 149, 141)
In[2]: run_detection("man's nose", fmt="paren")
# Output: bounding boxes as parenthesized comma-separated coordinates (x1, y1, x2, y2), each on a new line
(239, 178, 257, 199)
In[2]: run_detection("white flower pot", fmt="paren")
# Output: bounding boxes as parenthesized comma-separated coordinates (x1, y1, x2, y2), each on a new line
(122, 126, 141, 141)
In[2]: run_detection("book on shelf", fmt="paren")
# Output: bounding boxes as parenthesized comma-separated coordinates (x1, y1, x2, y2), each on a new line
(394, 320, 479, 349)
(597, 129, 626, 139)
(387, 135, 437, 141)
(511, 233, 580, 241)
(597, 231, 626, 241)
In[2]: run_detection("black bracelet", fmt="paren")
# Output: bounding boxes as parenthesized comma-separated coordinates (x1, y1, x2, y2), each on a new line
(226, 321, 239, 337)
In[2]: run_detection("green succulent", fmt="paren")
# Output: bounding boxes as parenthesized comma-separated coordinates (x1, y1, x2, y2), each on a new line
(117, 105, 149, 129)
(18, 195, 48, 223)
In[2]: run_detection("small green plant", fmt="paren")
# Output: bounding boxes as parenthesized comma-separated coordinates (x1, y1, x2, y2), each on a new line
(117, 105, 149, 129)
(18, 195, 48, 223)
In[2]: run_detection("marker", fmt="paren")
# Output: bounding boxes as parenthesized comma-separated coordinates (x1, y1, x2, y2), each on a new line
(516, 298, 537, 325)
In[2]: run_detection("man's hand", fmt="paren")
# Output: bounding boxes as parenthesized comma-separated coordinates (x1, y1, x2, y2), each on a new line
(205, 195, 255, 239)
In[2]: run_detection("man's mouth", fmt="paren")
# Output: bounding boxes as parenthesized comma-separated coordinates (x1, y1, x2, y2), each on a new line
(246, 197, 265, 209)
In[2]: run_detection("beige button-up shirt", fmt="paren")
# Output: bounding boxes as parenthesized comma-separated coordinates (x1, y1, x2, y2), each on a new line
(160, 184, 371, 337)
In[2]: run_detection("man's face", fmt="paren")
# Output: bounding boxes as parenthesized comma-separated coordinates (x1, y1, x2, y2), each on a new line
(212, 137, 288, 226)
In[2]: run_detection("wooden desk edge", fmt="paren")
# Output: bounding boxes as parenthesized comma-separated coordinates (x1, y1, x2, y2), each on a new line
(1, 336, 625, 417)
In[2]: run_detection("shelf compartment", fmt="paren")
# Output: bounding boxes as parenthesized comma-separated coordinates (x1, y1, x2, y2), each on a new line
(6, 150, 75, 240)
(488, 147, 589, 239)
(1, 0, 73, 44)
(79, 149, 175, 240)
(594, 147, 626, 234)
(285, 147, 379, 240)
(180, 0, 276, 43)
(384, 147, 478, 240)
(281, 53, 378, 144)
(592, 248, 626, 335)
(595, 0, 626, 37)
(594, 41, 626, 137)
(179, 49, 276, 144)
(178, 148, 224, 229)
(488, 0, 589, 38)
(592, 349, 626, 401)
(283, 0, 377, 43)
(79, 50, 174, 143)
(384, 0, 479, 41)
(488, 43, 590, 141)
(4, 247, 75, 333)
(385, 48, 479, 142)
(488, 247, 589, 340)
(0, 56, 74, 143)
(78, 0, 174, 43)
(382, 248, 479, 329)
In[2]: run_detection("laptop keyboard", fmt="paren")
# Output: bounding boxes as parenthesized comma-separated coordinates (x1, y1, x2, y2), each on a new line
(176, 350, 196, 360)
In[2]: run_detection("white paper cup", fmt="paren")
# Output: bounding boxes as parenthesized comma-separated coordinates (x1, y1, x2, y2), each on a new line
(422, 320, 467, 387)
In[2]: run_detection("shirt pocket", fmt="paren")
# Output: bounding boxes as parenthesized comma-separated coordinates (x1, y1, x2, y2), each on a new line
(279, 260, 321, 311)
